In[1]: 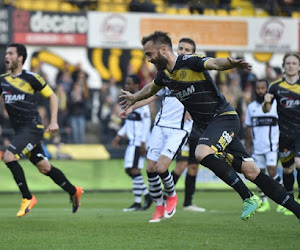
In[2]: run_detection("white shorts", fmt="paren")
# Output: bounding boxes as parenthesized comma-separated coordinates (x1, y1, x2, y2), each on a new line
(147, 125, 189, 162)
(252, 151, 278, 169)
(124, 145, 145, 169)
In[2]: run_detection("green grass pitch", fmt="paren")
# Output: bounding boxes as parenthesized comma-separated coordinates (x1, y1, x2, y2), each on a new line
(0, 191, 299, 249)
(0, 160, 299, 249)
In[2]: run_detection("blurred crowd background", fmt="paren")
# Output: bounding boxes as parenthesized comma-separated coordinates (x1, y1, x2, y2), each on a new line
(0, 0, 296, 150)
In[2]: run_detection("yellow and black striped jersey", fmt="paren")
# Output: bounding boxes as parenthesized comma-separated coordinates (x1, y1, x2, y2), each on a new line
(269, 77, 300, 137)
(153, 54, 235, 129)
(0, 70, 53, 131)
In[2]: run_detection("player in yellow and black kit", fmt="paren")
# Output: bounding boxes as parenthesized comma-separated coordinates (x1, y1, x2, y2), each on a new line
(0, 43, 83, 217)
(120, 31, 300, 225)
(263, 53, 300, 215)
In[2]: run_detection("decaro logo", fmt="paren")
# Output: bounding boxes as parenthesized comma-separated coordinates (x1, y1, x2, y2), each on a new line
(280, 97, 300, 108)
(174, 85, 195, 100)
(30, 11, 88, 34)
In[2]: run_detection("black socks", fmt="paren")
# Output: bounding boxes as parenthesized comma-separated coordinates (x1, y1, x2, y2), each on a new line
(201, 154, 252, 200)
(46, 166, 76, 196)
(253, 171, 300, 218)
(184, 174, 196, 206)
(171, 170, 180, 185)
(283, 172, 295, 198)
(6, 161, 32, 199)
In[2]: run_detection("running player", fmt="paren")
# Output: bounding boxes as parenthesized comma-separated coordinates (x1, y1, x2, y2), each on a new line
(112, 74, 152, 211)
(245, 79, 281, 212)
(0, 43, 82, 217)
(120, 31, 300, 224)
(263, 53, 300, 215)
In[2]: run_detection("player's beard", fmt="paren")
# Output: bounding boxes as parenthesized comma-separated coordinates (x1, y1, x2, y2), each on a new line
(7, 60, 18, 71)
(255, 92, 265, 104)
(153, 52, 168, 71)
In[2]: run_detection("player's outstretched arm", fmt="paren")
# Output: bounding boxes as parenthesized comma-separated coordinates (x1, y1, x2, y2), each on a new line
(118, 95, 157, 118)
(205, 57, 252, 71)
(119, 81, 162, 111)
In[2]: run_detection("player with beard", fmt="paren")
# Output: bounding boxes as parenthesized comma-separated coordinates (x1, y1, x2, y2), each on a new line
(245, 79, 281, 212)
(120, 31, 300, 225)
(263, 54, 300, 215)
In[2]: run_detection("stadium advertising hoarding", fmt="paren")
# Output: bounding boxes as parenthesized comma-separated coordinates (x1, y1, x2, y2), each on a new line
(87, 12, 298, 52)
(248, 17, 298, 52)
(12, 10, 88, 46)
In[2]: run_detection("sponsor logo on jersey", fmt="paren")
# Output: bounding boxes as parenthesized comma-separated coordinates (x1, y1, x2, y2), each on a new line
(174, 85, 195, 100)
(280, 97, 300, 108)
(3, 91, 25, 103)
(217, 131, 235, 151)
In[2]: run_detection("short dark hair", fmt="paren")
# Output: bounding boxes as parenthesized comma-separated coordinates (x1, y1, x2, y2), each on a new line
(282, 53, 300, 68)
(178, 38, 196, 53)
(7, 43, 27, 64)
(141, 31, 172, 50)
(128, 74, 140, 85)
(255, 79, 268, 88)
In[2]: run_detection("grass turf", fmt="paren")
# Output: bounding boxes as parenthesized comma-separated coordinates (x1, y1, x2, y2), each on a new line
(0, 191, 299, 250)
(0, 160, 256, 191)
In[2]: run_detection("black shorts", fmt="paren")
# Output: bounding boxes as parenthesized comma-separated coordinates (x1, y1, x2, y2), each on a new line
(8, 127, 47, 164)
(198, 115, 251, 170)
(279, 133, 300, 168)
(176, 124, 202, 164)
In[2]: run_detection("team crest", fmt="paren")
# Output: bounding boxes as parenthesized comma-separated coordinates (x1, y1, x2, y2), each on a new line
(180, 71, 186, 79)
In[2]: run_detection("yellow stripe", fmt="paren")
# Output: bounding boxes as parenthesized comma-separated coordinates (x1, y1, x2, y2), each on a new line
(269, 78, 283, 87)
(40, 85, 53, 98)
(37, 124, 44, 129)
(211, 145, 218, 153)
(5, 75, 34, 94)
(219, 111, 237, 116)
(33, 73, 46, 86)
(152, 81, 164, 91)
(164, 69, 206, 82)
(204, 58, 213, 69)
(279, 81, 300, 94)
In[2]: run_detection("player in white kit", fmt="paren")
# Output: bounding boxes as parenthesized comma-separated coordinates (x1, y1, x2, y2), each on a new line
(112, 74, 152, 211)
(121, 86, 192, 222)
(245, 79, 281, 212)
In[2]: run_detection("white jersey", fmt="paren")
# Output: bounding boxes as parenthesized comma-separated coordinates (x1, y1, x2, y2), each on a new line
(118, 105, 151, 146)
(154, 87, 193, 133)
(245, 100, 279, 154)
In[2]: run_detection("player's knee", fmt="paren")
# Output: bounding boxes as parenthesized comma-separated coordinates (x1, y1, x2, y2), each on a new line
(156, 162, 169, 174)
(187, 164, 198, 175)
(147, 160, 157, 173)
(125, 168, 132, 176)
(3, 151, 17, 164)
(36, 161, 51, 174)
(195, 144, 213, 163)
(241, 161, 260, 181)
(283, 165, 295, 174)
